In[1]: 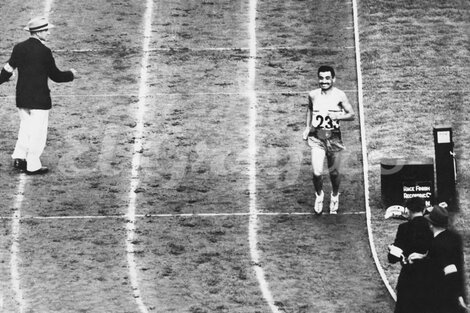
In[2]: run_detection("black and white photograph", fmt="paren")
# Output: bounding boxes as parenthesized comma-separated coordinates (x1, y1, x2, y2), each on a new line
(0, 0, 468, 312)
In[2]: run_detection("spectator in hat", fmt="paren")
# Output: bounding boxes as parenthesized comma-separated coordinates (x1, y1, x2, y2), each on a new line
(387, 197, 434, 313)
(0, 16, 76, 175)
(425, 204, 468, 313)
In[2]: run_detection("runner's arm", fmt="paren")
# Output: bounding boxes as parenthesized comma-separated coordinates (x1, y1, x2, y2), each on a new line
(329, 92, 355, 121)
(303, 95, 314, 140)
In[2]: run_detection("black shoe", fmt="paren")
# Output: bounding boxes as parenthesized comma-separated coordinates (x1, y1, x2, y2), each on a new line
(13, 159, 27, 171)
(25, 167, 49, 175)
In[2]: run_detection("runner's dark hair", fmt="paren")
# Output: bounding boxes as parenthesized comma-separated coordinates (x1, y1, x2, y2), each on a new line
(318, 65, 335, 78)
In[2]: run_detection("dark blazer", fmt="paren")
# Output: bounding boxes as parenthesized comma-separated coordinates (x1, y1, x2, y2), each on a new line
(0, 37, 74, 109)
(427, 229, 467, 313)
(388, 216, 434, 313)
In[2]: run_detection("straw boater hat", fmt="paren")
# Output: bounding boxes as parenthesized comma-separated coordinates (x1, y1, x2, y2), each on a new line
(23, 16, 54, 32)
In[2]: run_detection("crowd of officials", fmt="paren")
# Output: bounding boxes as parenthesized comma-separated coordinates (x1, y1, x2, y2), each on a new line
(388, 197, 467, 313)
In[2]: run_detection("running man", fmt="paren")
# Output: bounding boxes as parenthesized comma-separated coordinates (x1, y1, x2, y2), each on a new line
(303, 65, 355, 214)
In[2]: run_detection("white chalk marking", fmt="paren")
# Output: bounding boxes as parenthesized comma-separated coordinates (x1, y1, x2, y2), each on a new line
(2, 211, 367, 220)
(2, 88, 467, 100)
(44, 0, 53, 16)
(246, 0, 281, 312)
(51, 44, 354, 54)
(352, 0, 397, 301)
(11, 174, 27, 313)
(8, 2, 55, 311)
(125, 0, 153, 312)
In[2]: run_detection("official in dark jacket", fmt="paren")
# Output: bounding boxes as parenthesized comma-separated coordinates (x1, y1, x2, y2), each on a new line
(388, 197, 434, 313)
(0, 16, 76, 174)
(425, 204, 468, 313)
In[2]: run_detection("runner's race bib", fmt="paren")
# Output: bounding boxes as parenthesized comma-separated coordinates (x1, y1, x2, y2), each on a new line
(312, 110, 340, 139)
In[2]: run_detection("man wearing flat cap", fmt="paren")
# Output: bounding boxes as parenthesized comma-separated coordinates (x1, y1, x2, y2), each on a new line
(0, 16, 77, 175)
(425, 204, 468, 313)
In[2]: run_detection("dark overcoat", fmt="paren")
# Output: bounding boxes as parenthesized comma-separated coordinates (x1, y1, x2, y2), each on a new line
(427, 229, 467, 313)
(388, 216, 434, 313)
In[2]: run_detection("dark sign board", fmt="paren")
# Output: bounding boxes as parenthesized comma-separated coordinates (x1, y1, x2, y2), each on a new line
(381, 158, 434, 208)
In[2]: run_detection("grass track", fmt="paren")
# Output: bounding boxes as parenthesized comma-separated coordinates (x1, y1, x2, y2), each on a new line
(16, 219, 137, 312)
(259, 215, 392, 313)
(3, 0, 464, 311)
(359, 0, 470, 298)
(135, 216, 269, 313)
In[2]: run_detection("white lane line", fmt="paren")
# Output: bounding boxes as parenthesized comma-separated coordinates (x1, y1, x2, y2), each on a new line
(247, 0, 281, 312)
(1, 89, 467, 100)
(50, 45, 354, 53)
(11, 174, 27, 313)
(125, 0, 153, 312)
(351, 0, 397, 301)
(44, 0, 53, 16)
(2, 211, 367, 220)
(9, 4, 55, 313)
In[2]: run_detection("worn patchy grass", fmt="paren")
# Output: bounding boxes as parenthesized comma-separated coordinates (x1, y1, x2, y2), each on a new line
(2, 0, 467, 311)
(359, 0, 470, 294)
(135, 216, 269, 313)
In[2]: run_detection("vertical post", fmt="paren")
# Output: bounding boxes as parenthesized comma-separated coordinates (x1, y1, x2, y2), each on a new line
(433, 125, 457, 210)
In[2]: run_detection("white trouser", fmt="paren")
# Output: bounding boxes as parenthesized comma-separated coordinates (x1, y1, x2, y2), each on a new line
(11, 108, 49, 171)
